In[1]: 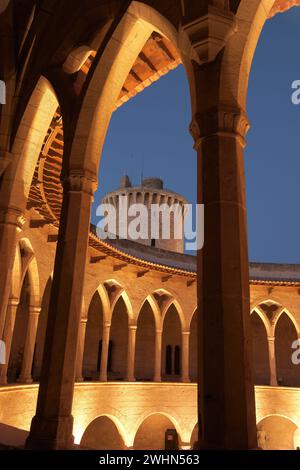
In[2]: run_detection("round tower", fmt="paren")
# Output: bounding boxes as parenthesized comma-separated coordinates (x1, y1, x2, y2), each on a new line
(101, 176, 187, 253)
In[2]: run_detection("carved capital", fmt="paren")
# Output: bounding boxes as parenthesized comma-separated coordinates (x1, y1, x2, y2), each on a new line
(0, 206, 25, 231)
(190, 105, 250, 149)
(182, 6, 237, 63)
(63, 169, 98, 196)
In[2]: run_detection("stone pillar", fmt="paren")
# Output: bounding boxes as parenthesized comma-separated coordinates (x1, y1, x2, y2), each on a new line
(191, 103, 257, 449)
(267, 336, 278, 387)
(181, 331, 190, 383)
(0, 208, 24, 339)
(0, 298, 19, 385)
(99, 321, 111, 382)
(126, 325, 137, 382)
(154, 329, 162, 382)
(18, 306, 41, 384)
(75, 318, 87, 382)
(26, 170, 96, 450)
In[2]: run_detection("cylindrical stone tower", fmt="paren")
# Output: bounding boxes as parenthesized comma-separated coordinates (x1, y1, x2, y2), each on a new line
(101, 176, 187, 253)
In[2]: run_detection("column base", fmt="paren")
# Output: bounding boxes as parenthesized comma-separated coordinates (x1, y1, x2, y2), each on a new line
(0, 376, 7, 385)
(26, 415, 74, 450)
(154, 376, 162, 382)
(126, 377, 136, 382)
(17, 376, 33, 384)
(75, 377, 84, 383)
(181, 377, 191, 383)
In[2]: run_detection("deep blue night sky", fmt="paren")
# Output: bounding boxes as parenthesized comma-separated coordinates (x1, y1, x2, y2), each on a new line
(92, 7, 300, 263)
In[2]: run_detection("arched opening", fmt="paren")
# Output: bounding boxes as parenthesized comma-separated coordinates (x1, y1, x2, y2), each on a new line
(32, 277, 52, 380)
(162, 304, 182, 381)
(245, 6, 300, 263)
(251, 311, 270, 385)
(135, 300, 155, 381)
(7, 272, 30, 383)
(257, 415, 299, 450)
(134, 413, 180, 450)
(83, 291, 103, 380)
(109, 296, 129, 381)
(80, 416, 125, 450)
(275, 312, 299, 387)
(189, 312, 197, 382)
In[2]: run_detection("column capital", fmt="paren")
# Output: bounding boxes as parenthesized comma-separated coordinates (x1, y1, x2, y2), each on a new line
(103, 321, 111, 328)
(28, 306, 42, 316)
(129, 325, 137, 331)
(190, 105, 250, 150)
(267, 336, 275, 343)
(0, 206, 25, 231)
(181, 6, 237, 64)
(182, 330, 190, 336)
(63, 169, 98, 196)
(7, 297, 19, 308)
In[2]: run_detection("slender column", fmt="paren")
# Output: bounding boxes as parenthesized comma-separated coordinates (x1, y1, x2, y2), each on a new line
(191, 101, 257, 449)
(181, 331, 190, 383)
(0, 207, 24, 339)
(0, 298, 19, 384)
(126, 325, 137, 382)
(75, 318, 87, 382)
(267, 336, 278, 387)
(99, 321, 111, 382)
(18, 306, 41, 384)
(154, 329, 162, 382)
(26, 170, 97, 450)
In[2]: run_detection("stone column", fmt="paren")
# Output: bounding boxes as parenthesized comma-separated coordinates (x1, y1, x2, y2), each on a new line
(0, 298, 19, 385)
(18, 306, 41, 384)
(191, 103, 257, 449)
(126, 325, 137, 382)
(0, 208, 24, 339)
(181, 331, 190, 383)
(99, 321, 111, 382)
(267, 336, 278, 387)
(154, 329, 162, 382)
(26, 170, 96, 450)
(75, 318, 87, 382)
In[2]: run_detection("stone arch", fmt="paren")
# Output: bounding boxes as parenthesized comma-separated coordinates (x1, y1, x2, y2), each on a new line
(161, 294, 187, 332)
(1, 76, 58, 212)
(251, 310, 270, 385)
(67, 1, 191, 177)
(133, 411, 183, 450)
(275, 311, 300, 386)
(80, 414, 126, 450)
(135, 298, 156, 381)
(273, 308, 300, 336)
(109, 295, 130, 381)
(137, 294, 161, 331)
(257, 414, 300, 450)
(222, 1, 299, 111)
(250, 305, 272, 337)
(162, 302, 183, 380)
(83, 290, 104, 380)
